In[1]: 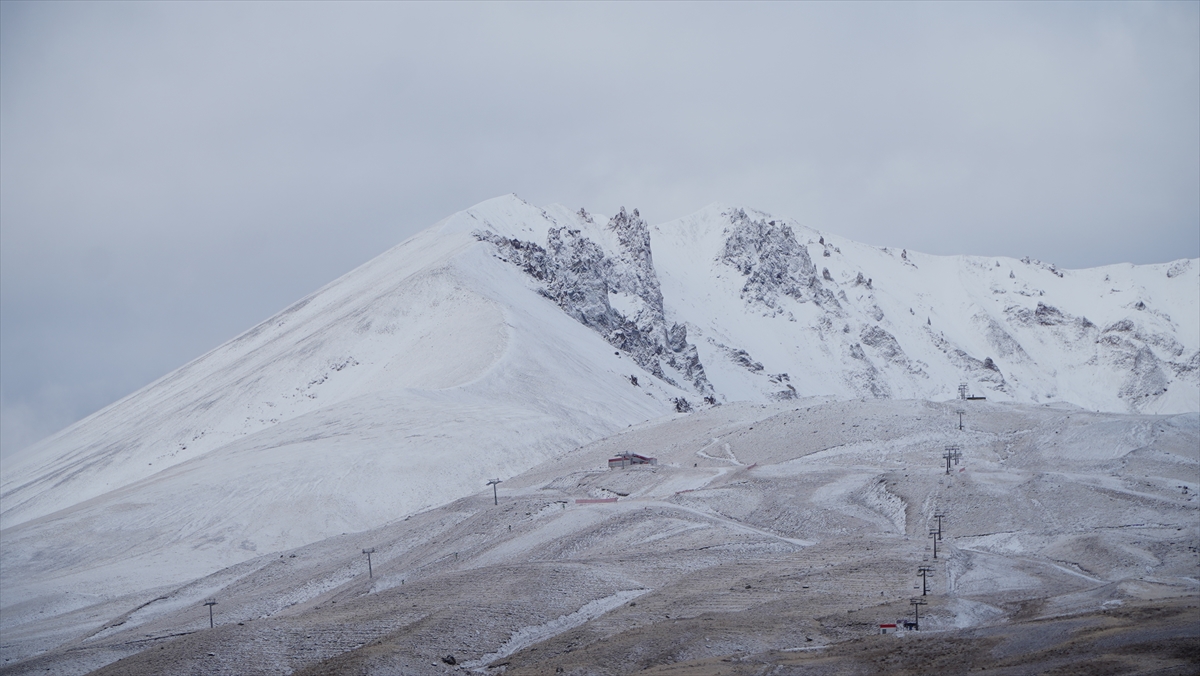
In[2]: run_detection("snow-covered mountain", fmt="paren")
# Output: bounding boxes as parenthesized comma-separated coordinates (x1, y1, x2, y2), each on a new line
(2, 194, 1196, 620)
(478, 199, 1197, 412)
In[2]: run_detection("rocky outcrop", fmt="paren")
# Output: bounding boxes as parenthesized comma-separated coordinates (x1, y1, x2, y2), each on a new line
(1095, 320, 1190, 410)
(720, 210, 838, 310)
(847, 342, 892, 399)
(974, 313, 1031, 362)
(475, 199, 1194, 413)
(476, 209, 712, 395)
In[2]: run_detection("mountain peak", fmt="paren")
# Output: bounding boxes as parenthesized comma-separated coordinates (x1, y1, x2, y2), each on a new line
(2, 196, 1195, 614)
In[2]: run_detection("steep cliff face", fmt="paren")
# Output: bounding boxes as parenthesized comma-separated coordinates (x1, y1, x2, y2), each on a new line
(477, 208, 712, 396)
(719, 208, 836, 311)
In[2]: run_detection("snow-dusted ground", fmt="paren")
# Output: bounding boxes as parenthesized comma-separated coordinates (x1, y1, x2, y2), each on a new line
(0, 195, 1195, 673)
(0, 204, 696, 608)
(1, 399, 1195, 674)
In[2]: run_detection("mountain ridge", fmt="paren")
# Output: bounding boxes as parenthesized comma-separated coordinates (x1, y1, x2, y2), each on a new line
(1, 194, 1195, 614)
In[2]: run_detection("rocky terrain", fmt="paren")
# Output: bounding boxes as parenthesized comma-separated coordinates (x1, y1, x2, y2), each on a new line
(475, 199, 1198, 414)
(3, 399, 1195, 675)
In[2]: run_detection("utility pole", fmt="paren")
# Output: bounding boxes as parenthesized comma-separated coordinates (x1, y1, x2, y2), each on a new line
(942, 445, 961, 474)
(910, 597, 927, 630)
(363, 548, 376, 578)
(204, 598, 217, 628)
(487, 478, 502, 505)
(955, 409, 965, 431)
(918, 566, 935, 596)
(930, 529, 940, 559)
(933, 512, 946, 541)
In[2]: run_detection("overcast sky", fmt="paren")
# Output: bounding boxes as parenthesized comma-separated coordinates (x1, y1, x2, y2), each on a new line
(1, 1, 1197, 457)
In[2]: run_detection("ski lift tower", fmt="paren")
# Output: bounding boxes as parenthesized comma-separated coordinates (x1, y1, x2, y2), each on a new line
(363, 548, 376, 578)
(204, 598, 217, 628)
(909, 598, 927, 630)
(943, 445, 962, 474)
(918, 566, 935, 596)
(933, 512, 946, 540)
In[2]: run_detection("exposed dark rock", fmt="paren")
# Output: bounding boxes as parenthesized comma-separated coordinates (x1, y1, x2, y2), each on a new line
(474, 233, 550, 280)
(974, 314, 1030, 361)
(860, 326, 905, 363)
(1034, 303, 1066, 326)
(1006, 303, 1096, 342)
(1166, 259, 1191, 278)
(605, 207, 664, 314)
(1174, 350, 1200, 376)
(770, 384, 798, 400)
(846, 342, 891, 398)
(729, 349, 764, 372)
(1117, 346, 1169, 405)
(720, 210, 837, 309)
(1021, 256, 1064, 277)
(474, 212, 712, 395)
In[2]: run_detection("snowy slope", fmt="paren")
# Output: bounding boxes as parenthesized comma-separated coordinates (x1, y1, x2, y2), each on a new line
(2, 194, 1196, 622)
(0, 197, 693, 603)
(3, 399, 1195, 675)
(650, 205, 1198, 412)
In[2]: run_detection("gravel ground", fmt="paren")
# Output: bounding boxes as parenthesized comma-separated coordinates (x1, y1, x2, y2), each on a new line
(2, 400, 1196, 676)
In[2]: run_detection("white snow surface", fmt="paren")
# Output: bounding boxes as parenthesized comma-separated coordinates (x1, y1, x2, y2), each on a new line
(1, 194, 1196, 620)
